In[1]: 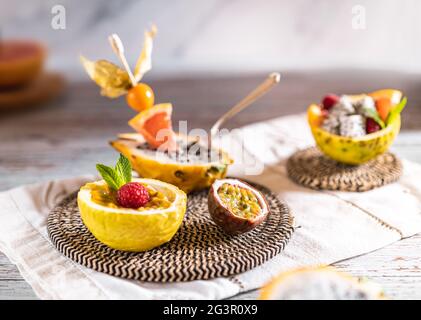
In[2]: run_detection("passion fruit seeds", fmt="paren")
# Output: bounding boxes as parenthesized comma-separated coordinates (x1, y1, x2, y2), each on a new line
(208, 179, 270, 235)
(90, 183, 170, 210)
(217, 183, 261, 219)
(95, 153, 152, 209)
(78, 178, 187, 252)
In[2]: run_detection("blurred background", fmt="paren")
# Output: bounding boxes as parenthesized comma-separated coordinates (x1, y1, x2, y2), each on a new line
(1, 0, 421, 300)
(2, 0, 421, 78)
(1, 0, 421, 187)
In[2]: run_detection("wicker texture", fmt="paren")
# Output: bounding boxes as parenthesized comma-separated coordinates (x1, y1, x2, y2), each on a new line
(47, 182, 294, 282)
(287, 147, 402, 192)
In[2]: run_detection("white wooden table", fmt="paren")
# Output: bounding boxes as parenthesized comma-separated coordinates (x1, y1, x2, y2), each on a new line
(1, 72, 420, 299)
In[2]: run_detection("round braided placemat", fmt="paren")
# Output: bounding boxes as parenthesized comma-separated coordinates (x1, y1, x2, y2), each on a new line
(47, 182, 294, 282)
(287, 147, 402, 192)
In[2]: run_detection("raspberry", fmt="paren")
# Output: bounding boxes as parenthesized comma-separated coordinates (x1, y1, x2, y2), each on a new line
(117, 182, 150, 208)
(322, 94, 340, 111)
(366, 118, 381, 134)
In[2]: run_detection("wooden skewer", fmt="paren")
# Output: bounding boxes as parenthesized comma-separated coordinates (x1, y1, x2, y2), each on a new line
(208, 72, 281, 148)
(108, 33, 137, 87)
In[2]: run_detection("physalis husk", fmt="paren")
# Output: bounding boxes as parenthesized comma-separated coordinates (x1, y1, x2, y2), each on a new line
(80, 25, 157, 98)
(134, 25, 157, 83)
(80, 56, 131, 98)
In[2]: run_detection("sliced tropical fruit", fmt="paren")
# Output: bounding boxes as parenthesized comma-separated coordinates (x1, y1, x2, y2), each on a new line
(307, 103, 326, 127)
(307, 91, 403, 165)
(260, 267, 385, 300)
(77, 178, 187, 252)
(375, 97, 392, 122)
(128, 103, 177, 151)
(310, 113, 400, 165)
(368, 89, 402, 105)
(208, 179, 269, 235)
(110, 134, 233, 193)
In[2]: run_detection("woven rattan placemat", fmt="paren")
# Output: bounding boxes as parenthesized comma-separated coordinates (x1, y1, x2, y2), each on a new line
(287, 147, 402, 192)
(47, 182, 294, 282)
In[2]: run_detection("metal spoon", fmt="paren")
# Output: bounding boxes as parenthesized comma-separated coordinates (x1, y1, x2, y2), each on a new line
(208, 72, 281, 148)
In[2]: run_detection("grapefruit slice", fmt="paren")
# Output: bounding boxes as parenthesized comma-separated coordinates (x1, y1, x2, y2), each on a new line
(128, 103, 177, 151)
(0, 40, 45, 87)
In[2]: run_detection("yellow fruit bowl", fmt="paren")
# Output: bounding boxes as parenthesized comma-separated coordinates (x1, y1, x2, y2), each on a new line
(307, 90, 404, 165)
(77, 178, 187, 252)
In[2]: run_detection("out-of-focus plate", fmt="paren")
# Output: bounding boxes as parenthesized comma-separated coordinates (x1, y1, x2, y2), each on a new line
(0, 72, 65, 111)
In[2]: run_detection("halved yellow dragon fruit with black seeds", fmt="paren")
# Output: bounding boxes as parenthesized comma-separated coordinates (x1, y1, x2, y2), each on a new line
(110, 134, 233, 194)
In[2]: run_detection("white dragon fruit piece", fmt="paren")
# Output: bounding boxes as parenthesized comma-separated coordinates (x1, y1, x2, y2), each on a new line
(339, 115, 366, 137)
(355, 96, 376, 117)
(321, 115, 340, 135)
(330, 95, 355, 117)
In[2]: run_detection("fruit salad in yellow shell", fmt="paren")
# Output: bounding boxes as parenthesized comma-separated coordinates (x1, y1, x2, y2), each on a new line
(81, 26, 233, 193)
(308, 89, 407, 165)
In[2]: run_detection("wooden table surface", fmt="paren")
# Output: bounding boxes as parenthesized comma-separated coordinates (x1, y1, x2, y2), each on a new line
(1, 71, 421, 300)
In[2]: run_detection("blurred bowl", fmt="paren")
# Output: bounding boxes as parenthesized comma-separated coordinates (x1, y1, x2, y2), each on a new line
(0, 40, 46, 88)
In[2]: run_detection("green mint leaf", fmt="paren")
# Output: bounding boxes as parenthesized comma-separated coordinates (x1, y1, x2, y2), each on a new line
(387, 97, 407, 125)
(115, 154, 132, 185)
(364, 107, 385, 129)
(96, 164, 120, 190)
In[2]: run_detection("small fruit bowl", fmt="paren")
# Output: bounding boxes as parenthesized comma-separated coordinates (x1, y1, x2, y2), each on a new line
(307, 90, 406, 165)
(0, 40, 45, 88)
(78, 178, 187, 252)
(77, 154, 187, 252)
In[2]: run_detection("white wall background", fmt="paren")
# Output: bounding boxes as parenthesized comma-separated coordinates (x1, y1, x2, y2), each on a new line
(1, 0, 421, 78)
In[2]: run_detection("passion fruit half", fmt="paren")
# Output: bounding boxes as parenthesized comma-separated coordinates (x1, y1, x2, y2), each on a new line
(208, 179, 269, 235)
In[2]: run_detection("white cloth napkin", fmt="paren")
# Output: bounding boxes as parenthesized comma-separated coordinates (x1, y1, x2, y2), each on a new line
(1, 114, 421, 300)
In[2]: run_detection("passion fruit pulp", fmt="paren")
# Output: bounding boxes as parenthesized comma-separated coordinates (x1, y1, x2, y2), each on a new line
(208, 179, 269, 235)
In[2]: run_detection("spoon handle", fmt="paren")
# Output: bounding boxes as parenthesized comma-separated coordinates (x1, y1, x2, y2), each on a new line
(210, 72, 281, 139)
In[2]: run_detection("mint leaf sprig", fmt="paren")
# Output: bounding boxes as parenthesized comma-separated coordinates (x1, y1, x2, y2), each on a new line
(96, 154, 132, 191)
